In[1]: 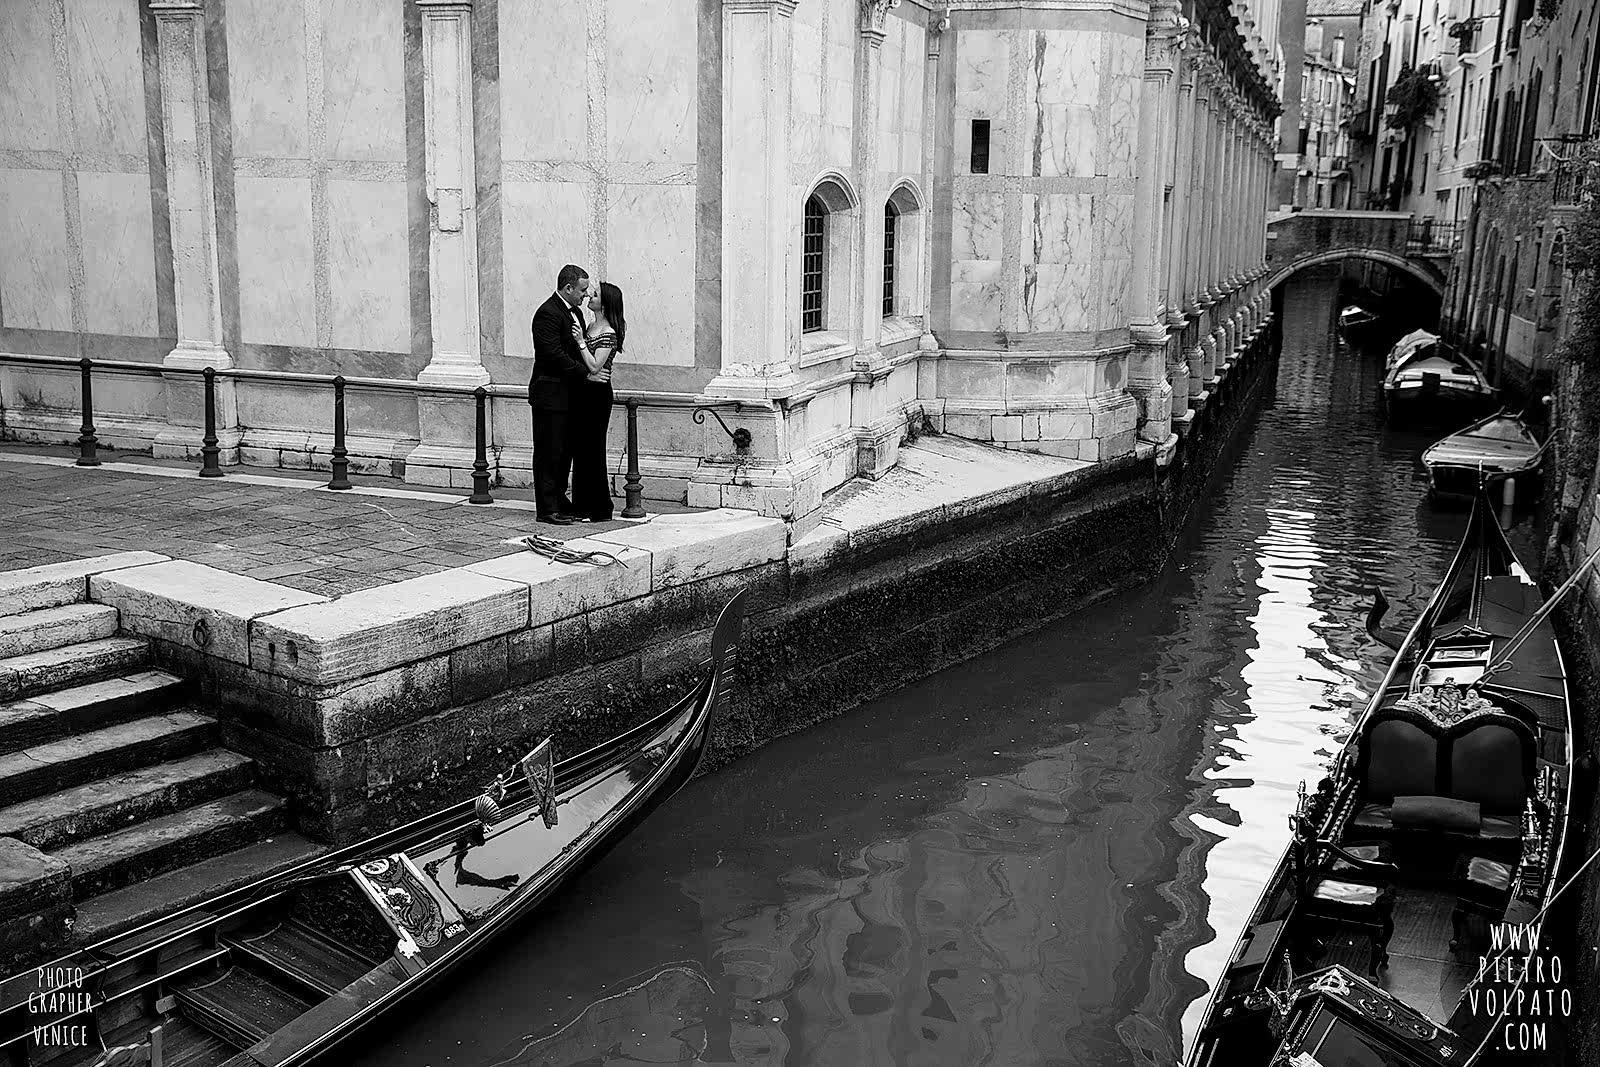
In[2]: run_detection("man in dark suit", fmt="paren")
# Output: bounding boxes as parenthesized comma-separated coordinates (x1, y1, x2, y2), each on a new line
(529, 264, 592, 523)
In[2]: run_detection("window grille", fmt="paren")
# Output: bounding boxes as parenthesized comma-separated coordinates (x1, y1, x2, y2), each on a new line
(883, 203, 898, 317)
(802, 196, 825, 333)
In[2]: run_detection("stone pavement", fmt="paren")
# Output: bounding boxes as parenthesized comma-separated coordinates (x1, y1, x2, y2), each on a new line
(0, 444, 683, 598)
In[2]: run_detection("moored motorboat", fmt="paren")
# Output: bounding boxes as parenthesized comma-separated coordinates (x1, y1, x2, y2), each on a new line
(1382, 331, 1495, 418)
(1422, 411, 1547, 501)
(1339, 304, 1380, 343)
(0, 591, 746, 1067)
(1185, 495, 1576, 1067)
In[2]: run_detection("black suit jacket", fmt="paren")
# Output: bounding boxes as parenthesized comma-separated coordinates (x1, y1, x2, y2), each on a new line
(529, 292, 588, 411)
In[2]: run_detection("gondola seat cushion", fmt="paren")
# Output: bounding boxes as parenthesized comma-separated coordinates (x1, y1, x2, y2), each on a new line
(1363, 720, 1438, 802)
(1390, 795, 1481, 833)
(1450, 725, 1530, 811)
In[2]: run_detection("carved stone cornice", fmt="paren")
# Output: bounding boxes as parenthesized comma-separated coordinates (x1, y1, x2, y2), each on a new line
(726, 0, 799, 15)
(149, 0, 204, 15)
(861, 0, 898, 42)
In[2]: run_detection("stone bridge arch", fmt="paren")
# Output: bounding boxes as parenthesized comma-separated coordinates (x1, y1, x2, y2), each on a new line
(1264, 210, 1447, 295)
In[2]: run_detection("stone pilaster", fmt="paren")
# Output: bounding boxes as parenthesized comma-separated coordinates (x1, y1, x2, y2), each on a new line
(690, 0, 807, 518)
(407, 0, 490, 486)
(848, 0, 900, 478)
(416, 0, 484, 388)
(151, 0, 238, 462)
(704, 0, 801, 401)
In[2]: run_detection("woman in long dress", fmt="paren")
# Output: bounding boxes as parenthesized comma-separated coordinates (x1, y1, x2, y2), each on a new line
(566, 281, 624, 522)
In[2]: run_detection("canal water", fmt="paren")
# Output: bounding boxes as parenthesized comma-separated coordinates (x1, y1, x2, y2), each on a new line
(355, 270, 1490, 1066)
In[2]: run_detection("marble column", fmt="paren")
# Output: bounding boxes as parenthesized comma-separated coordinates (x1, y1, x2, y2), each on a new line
(151, 0, 238, 462)
(406, 0, 490, 485)
(1128, 7, 1183, 449)
(705, 0, 801, 400)
(1185, 64, 1212, 400)
(1166, 56, 1197, 422)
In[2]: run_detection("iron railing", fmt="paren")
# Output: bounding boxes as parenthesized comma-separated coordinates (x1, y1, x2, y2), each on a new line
(1553, 155, 1590, 206)
(1406, 218, 1461, 256)
(0, 354, 752, 515)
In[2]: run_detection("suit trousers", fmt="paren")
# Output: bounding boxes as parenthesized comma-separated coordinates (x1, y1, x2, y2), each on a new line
(529, 401, 569, 517)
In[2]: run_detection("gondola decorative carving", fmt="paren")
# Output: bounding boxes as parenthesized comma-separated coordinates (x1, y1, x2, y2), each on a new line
(522, 738, 558, 829)
(1393, 684, 1493, 728)
(355, 855, 464, 952)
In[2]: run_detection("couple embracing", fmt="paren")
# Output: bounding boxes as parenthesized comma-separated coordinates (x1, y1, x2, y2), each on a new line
(528, 264, 626, 524)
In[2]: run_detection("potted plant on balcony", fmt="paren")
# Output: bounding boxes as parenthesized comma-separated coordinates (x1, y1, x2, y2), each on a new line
(1385, 64, 1441, 131)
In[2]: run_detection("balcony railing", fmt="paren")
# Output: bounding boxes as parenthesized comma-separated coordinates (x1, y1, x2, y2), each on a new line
(1552, 148, 1592, 206)
(1406, 218, 1462, 256)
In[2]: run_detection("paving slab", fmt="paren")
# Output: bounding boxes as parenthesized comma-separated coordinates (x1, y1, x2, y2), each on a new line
(466, 539, 653, 628)
(586, 509, 788, 588)
(247, 571, 529, 682)
(90, 561, 330, 667)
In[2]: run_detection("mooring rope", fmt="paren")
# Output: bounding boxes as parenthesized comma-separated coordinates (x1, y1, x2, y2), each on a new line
(519, 534, 628, 567)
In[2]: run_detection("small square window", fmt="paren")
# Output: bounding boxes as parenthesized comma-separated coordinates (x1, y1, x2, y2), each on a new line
(970, 120, 990, 174)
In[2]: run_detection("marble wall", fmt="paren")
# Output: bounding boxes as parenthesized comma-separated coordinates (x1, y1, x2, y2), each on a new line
(0, 0, 157, 348)
(790, 0, 860, 181)
(500, 0, 700, 374)
(876, 13, 926, 179)
(943, 24, 1144, 344)
(228, 0, 410, 360)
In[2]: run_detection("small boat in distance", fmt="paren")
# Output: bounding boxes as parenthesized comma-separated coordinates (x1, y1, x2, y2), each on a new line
(0, 591, 747, 1067)
(1422, 411, 1547, 501)
(1184, 493, 1575, 1067)
(1381, 330, 1495, 419)
(1339, 304, 1380, 343)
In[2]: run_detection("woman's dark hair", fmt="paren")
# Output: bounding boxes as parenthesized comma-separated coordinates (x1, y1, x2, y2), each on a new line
(599, 281, 626, 351)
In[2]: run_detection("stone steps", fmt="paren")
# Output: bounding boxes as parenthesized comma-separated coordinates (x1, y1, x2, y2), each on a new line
(0, 602, 120, 658)
(0, 669, 190, 753)
(72, 833, 327, 946)
(0, 635, 152, 703)
(0, 710, 218, 807)
(55, 789, 290, 900)
(0, 749, 257, 851)
(0, 551, 166, 619)
(0, 552, 313, 968)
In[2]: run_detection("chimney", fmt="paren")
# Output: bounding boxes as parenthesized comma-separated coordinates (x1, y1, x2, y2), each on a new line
(1334, 33, 1346, 69)
(1306, 20, 1325, 59)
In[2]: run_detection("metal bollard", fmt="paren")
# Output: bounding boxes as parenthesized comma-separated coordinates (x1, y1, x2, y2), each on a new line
(76, 357, 100, 466)
(622, 398, 645, 518)
(199, 366, 223, 477)
(469, 386, 493, 504)
(328, 375, 352, 490)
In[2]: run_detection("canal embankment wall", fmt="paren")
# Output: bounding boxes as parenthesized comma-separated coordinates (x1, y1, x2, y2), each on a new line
(50, 324, 1280, 850)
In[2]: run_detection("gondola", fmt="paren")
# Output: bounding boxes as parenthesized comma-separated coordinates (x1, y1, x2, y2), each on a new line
(1422, 411, 1547, 501)
(1339, 304, 1380, 344)
(1186, 494, 1574, 1067)
(1381, 330, 1495, 419)
(0, 591, 746, 1067)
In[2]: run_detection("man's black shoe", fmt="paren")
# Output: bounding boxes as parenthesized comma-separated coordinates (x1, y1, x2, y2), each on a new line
(538, 513, 577, 525)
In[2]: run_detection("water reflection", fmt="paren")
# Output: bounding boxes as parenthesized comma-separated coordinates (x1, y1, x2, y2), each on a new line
(352, 270, 1474, 1067)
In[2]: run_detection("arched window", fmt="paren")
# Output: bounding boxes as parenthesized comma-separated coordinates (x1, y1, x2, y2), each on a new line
(881, 183, 923, 322)
(1548, 231, 1567, 293)
(798, 176, 858, 346)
